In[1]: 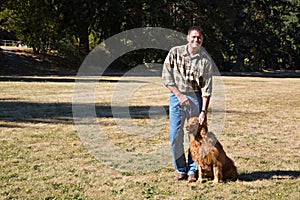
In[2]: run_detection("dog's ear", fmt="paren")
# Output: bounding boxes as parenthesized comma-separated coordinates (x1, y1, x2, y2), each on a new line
(199, 125, 208, 138)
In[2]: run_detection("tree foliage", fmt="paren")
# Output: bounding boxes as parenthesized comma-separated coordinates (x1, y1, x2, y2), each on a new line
(0, 0, 299, 71)
(2, 0, 60, 53)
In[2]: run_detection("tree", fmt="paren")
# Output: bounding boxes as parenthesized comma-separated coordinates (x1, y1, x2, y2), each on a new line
(1, 0, 298, 71)
(2, 0, 60, 54)
(57, 0, 102, 54)
(233, 0, 299, 71)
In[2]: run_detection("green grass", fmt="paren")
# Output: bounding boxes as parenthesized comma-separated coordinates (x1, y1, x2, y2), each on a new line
(0, 76, 299, 199)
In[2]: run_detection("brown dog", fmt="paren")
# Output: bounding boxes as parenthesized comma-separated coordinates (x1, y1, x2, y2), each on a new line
(186, 117, 238, 184)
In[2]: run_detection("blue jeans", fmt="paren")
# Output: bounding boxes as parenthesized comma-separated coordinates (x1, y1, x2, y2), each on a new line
(169, 91, 202, 175)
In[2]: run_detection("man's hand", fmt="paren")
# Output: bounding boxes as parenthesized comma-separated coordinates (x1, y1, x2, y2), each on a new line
(199, 111, 207, 125)
(178, 94, 190, 107)
(166, 85, 190, 107)
(199, 96, 210, 125)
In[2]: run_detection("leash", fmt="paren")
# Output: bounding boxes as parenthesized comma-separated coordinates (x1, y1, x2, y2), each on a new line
(182, 105, 192, 117)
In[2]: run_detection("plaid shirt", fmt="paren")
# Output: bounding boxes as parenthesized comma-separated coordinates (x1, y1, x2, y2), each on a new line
(162, 44, 213, 97)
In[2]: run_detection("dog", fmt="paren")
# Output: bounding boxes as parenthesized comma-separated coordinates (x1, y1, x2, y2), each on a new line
(186, 117, 238, 184)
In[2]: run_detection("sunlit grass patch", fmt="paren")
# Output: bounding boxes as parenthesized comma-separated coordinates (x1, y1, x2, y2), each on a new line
(0, 76, 299, 199)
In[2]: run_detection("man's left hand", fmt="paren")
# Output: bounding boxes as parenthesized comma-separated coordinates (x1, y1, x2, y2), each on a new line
(199, 112, 207, 125)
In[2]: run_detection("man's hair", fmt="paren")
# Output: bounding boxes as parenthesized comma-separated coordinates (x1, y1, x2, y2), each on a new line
(187, 26, 203, 35)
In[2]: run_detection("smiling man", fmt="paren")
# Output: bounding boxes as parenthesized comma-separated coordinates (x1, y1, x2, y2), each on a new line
(162, 26, 213, 182)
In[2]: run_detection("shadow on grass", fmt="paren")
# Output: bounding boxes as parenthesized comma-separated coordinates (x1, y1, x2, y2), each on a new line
(0, 76, 151, 83)
(0, 101, 169, 125)
(238, 170, 300, 181)
(0, 48, 77, 76)
(221, 71, 300, 78)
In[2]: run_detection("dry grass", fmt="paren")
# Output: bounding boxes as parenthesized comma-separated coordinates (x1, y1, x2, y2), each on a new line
(0, 75, 299, 199)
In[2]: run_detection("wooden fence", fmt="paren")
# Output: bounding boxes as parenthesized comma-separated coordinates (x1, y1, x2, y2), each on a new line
(0, 39, 27, 47)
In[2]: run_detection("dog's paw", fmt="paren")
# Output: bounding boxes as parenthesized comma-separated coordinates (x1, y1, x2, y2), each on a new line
(212, 179, 221, 185)
(197, 178, 204, 183)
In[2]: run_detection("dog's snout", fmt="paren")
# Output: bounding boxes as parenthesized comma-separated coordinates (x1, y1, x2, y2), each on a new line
(186, 126, 190, 132)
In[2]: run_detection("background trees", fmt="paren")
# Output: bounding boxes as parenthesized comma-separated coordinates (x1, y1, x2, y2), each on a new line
(0, 0, 299, 72)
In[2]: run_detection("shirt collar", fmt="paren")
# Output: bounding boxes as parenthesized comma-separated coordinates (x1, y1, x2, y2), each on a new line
(183, 44, 201, 58)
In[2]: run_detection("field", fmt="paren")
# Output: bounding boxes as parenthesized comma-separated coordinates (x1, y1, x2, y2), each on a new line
(0, 74, 299, 199)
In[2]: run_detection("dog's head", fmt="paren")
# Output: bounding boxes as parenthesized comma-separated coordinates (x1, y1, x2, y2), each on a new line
(186, 116, 208, 139)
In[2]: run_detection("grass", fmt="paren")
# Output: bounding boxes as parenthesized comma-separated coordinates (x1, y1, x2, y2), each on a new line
(0, 75, 299, 199)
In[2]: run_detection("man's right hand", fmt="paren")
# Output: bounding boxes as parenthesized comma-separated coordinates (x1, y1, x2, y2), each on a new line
(178, 94, 190, 107)
(166, 85, 190, 107)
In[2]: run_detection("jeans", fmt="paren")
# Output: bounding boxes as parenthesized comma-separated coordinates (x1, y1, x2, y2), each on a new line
(169, 91, 202, 175)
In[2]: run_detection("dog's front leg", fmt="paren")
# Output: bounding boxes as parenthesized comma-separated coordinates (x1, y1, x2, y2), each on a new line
(212, 164, 222, 184)
(198, 167, 204, 183)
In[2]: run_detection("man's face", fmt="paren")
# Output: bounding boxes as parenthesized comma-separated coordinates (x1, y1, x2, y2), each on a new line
(187, 30, 203, 49)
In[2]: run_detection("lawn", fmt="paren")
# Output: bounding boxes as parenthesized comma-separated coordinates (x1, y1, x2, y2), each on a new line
(0, 75, 299, 199)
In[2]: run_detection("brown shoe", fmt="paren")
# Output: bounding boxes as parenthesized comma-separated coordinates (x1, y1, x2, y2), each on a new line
(188, 174, 197, 182)
(174, 173, 187, 181)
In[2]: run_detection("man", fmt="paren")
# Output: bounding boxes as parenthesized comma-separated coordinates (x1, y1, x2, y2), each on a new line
(162, 26, 213, 182)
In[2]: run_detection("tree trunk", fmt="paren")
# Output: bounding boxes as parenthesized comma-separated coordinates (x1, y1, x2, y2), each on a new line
(79, 23, 89, 54)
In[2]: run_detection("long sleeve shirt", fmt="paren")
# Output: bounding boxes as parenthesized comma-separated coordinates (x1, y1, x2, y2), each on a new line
(162, 44, 213, 97)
